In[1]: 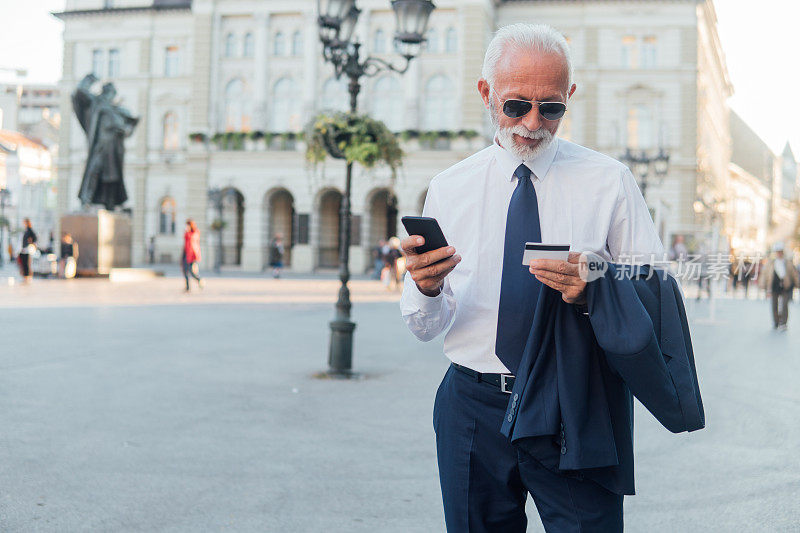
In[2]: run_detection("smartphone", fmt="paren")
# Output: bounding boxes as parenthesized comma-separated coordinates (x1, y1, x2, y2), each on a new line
(401, 216, 449, 254)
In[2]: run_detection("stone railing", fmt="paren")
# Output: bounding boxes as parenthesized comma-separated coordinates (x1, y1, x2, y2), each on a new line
(188, 129, 485, 153)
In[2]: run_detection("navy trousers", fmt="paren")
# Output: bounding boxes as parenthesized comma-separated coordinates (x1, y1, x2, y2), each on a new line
(433, 365, 623, 532)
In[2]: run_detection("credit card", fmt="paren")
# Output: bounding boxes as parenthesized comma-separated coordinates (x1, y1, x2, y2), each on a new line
(522, 243, 570, 265)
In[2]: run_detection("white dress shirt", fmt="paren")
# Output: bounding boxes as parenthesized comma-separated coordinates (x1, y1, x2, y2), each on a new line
(400, 137, 664, 374)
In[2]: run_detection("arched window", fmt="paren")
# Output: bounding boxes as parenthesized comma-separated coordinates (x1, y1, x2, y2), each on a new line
(164, 46, 179, 77)
(425, 28, 438, 53)
(108, 48, 120, 78)
(225, 33, 236, 57)
(159, 197, 177, 235)
(445, 27, 457, 53)
(273, 32, 285, 56)
(641, 36, 657, 68)
(422, 74, 453, 130)
(270, 78, 300, 131)
(627, 103, 655, 149)
(224, 79, 248, 131)
(243, 33, 255, 57)
(373, 29, 386, 53)
(92, 49, 104, 77)
(372, 76, 403, 131)
(621, 35, 637, 68)
(292, 31, 303, 56)
(162, 112, 180, 150)
(321, 77, 349, 112)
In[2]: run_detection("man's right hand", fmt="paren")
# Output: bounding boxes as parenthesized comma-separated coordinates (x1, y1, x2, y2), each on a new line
(401, 236, 461, 297)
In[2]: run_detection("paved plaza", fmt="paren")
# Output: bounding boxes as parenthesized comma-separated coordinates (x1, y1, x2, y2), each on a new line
(1, 274, 799, 532)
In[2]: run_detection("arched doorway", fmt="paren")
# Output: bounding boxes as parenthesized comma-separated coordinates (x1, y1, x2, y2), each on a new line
(264, 188, 295, 268)
(220, 188, 244, 265)
(317, 189, 342, 268)
(367, 188, 398, 247)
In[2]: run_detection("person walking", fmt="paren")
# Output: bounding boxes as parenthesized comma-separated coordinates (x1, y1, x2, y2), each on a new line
(182, 219, 203, 292)
(764, 242, 798, 331)
(389, 236, 405, 290)
(400, 24, 678, 532)
(59, 233, 79, 279)
(372, 239, 386, 280)
(741, 259, 753, 299)
(268, 233, 285, 278)
(18, 218, 37, 283)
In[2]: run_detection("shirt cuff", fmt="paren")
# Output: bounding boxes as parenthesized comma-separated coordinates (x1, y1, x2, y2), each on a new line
(404, 282, 446, 314)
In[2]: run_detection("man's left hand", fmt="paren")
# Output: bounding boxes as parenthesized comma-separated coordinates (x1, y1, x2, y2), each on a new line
(529, 252, 587, 305)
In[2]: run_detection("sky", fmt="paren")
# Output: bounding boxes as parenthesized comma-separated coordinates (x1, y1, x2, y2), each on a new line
(1, 0, 798, 155)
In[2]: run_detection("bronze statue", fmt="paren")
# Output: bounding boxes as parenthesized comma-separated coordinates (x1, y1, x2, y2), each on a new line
(72, 74, 139, 210)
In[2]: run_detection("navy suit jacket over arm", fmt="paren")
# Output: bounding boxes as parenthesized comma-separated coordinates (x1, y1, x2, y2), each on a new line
(500, 264, 704, 495)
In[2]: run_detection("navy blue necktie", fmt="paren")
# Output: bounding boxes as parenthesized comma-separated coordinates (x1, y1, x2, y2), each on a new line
(495, 164, 542, 374)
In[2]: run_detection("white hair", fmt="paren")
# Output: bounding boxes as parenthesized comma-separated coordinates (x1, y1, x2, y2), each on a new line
(481, 23, 573, 90)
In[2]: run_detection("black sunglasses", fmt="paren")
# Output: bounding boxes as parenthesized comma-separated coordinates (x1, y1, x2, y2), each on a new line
(492, 88, 567, 121)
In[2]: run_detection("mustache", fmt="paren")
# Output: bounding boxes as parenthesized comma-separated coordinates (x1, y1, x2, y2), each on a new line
(502, 125, 552, 140)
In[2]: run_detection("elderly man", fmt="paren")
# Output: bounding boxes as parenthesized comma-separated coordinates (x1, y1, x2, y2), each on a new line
(400, 24, 663, 532)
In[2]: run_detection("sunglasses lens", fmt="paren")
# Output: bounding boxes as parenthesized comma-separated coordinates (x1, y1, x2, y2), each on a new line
(503, 100, 533, 118)
(539, 102, 566, 121)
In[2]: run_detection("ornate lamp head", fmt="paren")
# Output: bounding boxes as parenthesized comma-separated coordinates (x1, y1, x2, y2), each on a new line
(391, 0, 435, 58)
(317, 0, 356, 45)
(654, 149, 670, 177)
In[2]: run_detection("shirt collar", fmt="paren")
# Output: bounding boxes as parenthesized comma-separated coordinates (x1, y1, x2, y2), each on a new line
(492, 136, 559, 182)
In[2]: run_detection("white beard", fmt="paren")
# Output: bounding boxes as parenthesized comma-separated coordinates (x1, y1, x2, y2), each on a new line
(490, 101, 556, 160)
(496, 124, 554, 160)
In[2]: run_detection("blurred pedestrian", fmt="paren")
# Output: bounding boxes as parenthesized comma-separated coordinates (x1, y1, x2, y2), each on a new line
(59, 233, 79, 279)
(741, 260, 752, 299)
(730, 256, 738, 293)
(182, 219, 203, 292)
(764, 242, 798, 331)
(372, 239, 386, 279)
(383, 237, 403, 290)
(148, 236, 155, 264)
(18, 218, 37, 283)
(390, 236, 406, 289)
(669, 234, 688, 262)
(268, 233, 285, 279)
(695, 254, 711, 301)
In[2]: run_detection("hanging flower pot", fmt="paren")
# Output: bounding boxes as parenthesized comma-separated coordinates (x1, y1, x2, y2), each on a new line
(306, 112, 403, 176)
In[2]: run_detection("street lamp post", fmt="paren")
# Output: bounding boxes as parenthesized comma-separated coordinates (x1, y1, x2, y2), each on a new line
(317, 0, 435, 376)
(0, 188, 10, 267)
(621, 148, 670, 202)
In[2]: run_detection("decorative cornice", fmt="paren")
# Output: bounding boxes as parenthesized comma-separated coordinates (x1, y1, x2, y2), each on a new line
(53, 2, 191, 20)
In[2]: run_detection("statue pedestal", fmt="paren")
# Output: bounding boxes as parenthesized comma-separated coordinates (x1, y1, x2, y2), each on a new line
(60, 210, 132, 276)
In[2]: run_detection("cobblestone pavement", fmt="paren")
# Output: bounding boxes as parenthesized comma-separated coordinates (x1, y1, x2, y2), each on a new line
(0, 275, 798, 531)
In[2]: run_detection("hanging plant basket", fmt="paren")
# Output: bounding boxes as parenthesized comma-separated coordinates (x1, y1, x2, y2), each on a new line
(306, 112, 403, 175)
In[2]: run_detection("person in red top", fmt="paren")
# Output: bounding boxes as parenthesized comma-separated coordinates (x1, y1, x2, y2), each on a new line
(182, 219, 204, 292)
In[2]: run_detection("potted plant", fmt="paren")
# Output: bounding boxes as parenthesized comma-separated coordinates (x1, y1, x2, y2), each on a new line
(211, 133, 225, 150)
(210, 218, 227, 232)
(189, 132, 207, 144)
(247, 130, 264, 151)
(232, 132, 246, 151)
(264, 132, 277, 150)
(306, 112, 403, 176)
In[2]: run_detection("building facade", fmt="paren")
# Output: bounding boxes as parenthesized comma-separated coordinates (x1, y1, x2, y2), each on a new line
(56, 0, 740, 272)
(726, 110, 774, 255)
(0, 130, 56, 244)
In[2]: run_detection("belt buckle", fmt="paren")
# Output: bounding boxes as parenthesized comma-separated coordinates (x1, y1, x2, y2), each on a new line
(499, 374, 514, 394)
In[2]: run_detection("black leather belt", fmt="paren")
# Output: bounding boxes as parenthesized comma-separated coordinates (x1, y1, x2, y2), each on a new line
(452, 363, 515, 394)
